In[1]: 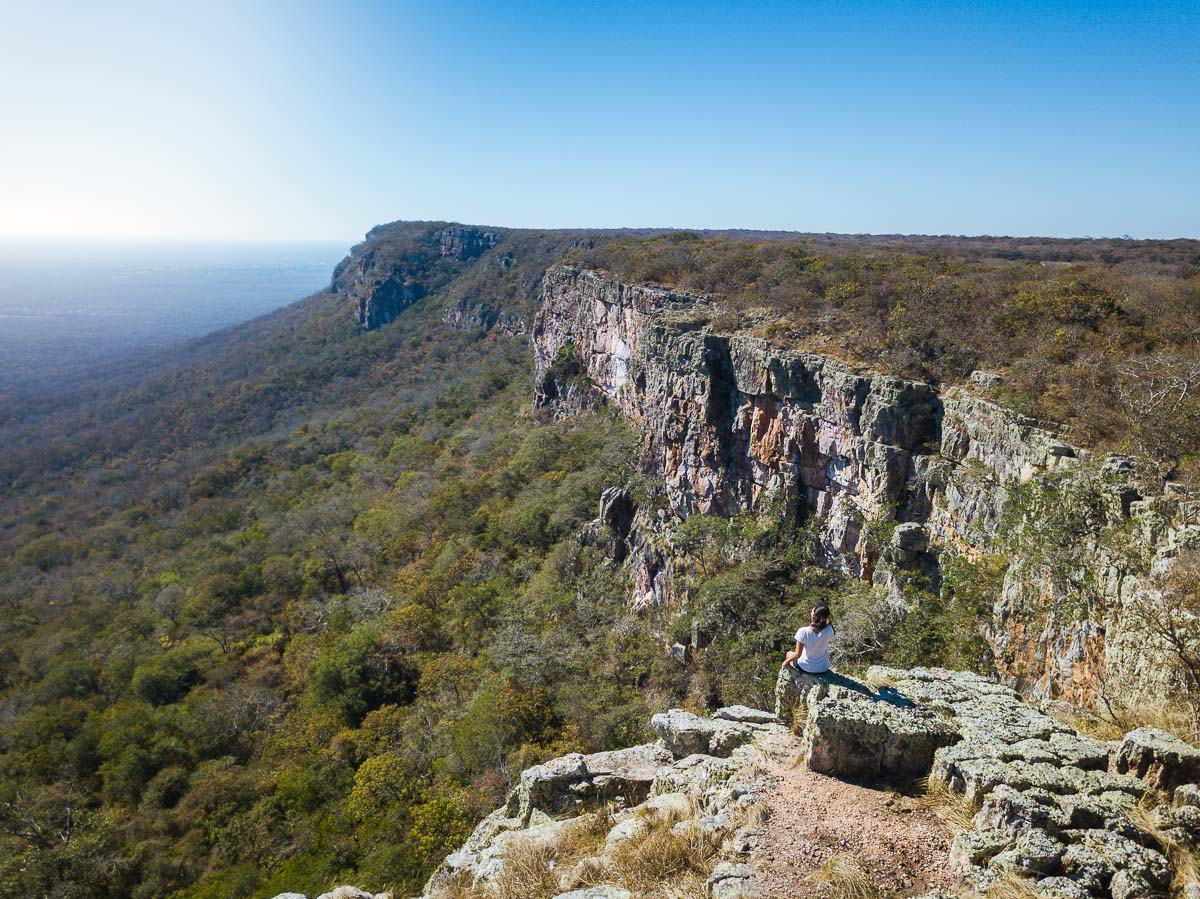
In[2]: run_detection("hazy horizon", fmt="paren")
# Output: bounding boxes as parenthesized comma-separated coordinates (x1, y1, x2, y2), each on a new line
(0, 239, 348, 394)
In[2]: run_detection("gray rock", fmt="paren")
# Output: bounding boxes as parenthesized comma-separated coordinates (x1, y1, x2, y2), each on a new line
(974, 786, 1070, 836)
(509, 753, 589, 822)
(315, 889, 379, 899)
(1156, 803, 1200, 847)
(651, 710, 753, 759)
(949, 828, 1011, 869)
(802, 694, 959, 779)
(1062, 829, 1171, 891)
(706, 862, 762, 899)
(969, 370, 1003, 389)
(651, 753, 741, 796)
(1109, 869, 1157, 899)
(1115, 727, 1200, 797)
(1047, 732, 1111, 770)
(1035, 876, 1092, 899)
(988, 827, 1066, 874)
(714, 705, 779, 725)
(1175, 783, 1200, 808)
(553, 888, 632, 899)
(950, 757, 1031, 805)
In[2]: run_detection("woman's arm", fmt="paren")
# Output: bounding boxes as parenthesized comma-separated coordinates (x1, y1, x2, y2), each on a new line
(781, 640, 804, 668)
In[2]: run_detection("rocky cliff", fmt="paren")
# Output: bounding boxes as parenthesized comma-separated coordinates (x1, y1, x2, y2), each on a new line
(332, 224, 501, 329)
(531, 266, 1200, 705)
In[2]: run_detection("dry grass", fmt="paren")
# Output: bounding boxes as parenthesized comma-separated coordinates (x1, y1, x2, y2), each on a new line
(806, 853, 881, 899)
(1124, 795, 1200, 895)
(982, 871, 1042, 899)
(438, 808, 618, 899)
(917, 776, 980, 836)
(605, 819, 720, 893)
(490, 839, 560, 899)
(1047, 697, 1197, 745)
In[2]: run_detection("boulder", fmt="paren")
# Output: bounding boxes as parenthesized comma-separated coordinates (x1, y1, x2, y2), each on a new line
(949, 828, 1011, 868)
(988, 827, 1066, 875)
(1062, 829, 1171, 892)
(714, 705, 779, 725)
(651, 753, 741, 796)
(650, 710, 753, 759)
(509, 753, 589, 822)
(1034, 877, 1091, 899)
(1175, 782, 1200, 808)
(706, 862, 762, 899)
(1115, 727, 1200, 797)
(974, 785, 1070, 836)
(316, 889, 384, 899)
(507, 743, 671, 824)
(801, 695, 959, 779)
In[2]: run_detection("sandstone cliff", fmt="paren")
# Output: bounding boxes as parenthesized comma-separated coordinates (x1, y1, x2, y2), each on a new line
(531, 266, 1200, 705)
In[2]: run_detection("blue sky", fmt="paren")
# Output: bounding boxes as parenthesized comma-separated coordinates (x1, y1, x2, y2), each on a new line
(1, 0, 1196, 240)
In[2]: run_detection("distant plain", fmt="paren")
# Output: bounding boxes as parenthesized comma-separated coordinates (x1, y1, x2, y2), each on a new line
(0, 240, 348, 396)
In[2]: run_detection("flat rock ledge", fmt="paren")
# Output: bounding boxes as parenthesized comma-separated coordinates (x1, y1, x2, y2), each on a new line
(776, 666, 960, 780)
(872, 666, 1200, 898)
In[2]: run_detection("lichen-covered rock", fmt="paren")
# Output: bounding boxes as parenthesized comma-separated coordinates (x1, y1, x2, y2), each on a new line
(1156, 803, 1200, 847)
(706, 862, 762, 899)
(1175, 782, 1200, 808)
(315, 889, 386, 899)
(988, 827, 1066, 874)
(801, 694, 959, 779)
(506, 743, 672, 824)
(651, 753, 742, 796)
(651, 710, 753, 759)
(1062, 829, 1171, 892)
(949, 828, 1010, 868)
(974, 786, 1070, 836)
(553, 888, 632, 899)
(1115, 727, 1200, 797)
(714, 705, 779, 725)
(1035, 876, 1092, 899)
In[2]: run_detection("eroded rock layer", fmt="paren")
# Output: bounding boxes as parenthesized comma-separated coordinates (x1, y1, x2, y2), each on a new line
(532, 265, 1200, 704)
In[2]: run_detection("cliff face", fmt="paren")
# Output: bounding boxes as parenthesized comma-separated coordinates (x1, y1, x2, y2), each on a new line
(532, 266, 1198, 704)
(332, 224, 501, 329)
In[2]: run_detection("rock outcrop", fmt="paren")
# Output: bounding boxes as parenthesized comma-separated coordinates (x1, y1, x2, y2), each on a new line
(333, 224, 501, 330)
(874, 667, 1196, 897)
(406, 668, 1200, 899)
(531, 264, 1200, 705)
(419, 704, 792, 899)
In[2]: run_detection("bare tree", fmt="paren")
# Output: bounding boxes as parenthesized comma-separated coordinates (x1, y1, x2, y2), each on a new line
(1142, 549, 1200, 737)
(1116, 350, 1200, 480)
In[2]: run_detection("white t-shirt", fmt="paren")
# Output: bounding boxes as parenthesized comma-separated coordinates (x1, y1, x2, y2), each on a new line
(794, 624, 834, 673)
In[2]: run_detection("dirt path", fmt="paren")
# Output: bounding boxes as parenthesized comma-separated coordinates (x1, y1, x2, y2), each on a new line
(751, 750, 959, 898)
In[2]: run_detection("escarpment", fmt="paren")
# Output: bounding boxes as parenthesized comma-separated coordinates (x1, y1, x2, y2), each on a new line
(532, 265, 1200, 705)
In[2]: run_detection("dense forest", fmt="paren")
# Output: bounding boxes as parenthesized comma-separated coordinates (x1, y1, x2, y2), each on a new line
(1, 223, 1198, 897)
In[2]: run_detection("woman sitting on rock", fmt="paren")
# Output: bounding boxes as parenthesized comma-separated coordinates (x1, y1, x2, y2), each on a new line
(782, 604, 835, 675)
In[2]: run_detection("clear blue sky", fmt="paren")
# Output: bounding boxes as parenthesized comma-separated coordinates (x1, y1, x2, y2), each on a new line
(1, 0, 1196, 240)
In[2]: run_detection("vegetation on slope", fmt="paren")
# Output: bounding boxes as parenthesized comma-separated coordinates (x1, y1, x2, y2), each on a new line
(3, 223, 1198, 897)
(574, 232, 1200, 478)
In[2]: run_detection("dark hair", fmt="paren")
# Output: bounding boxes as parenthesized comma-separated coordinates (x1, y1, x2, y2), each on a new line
(810, 604, 832, 633)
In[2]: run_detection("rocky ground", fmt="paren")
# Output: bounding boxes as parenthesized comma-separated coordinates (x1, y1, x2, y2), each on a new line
(275, 667, 1200, 899)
